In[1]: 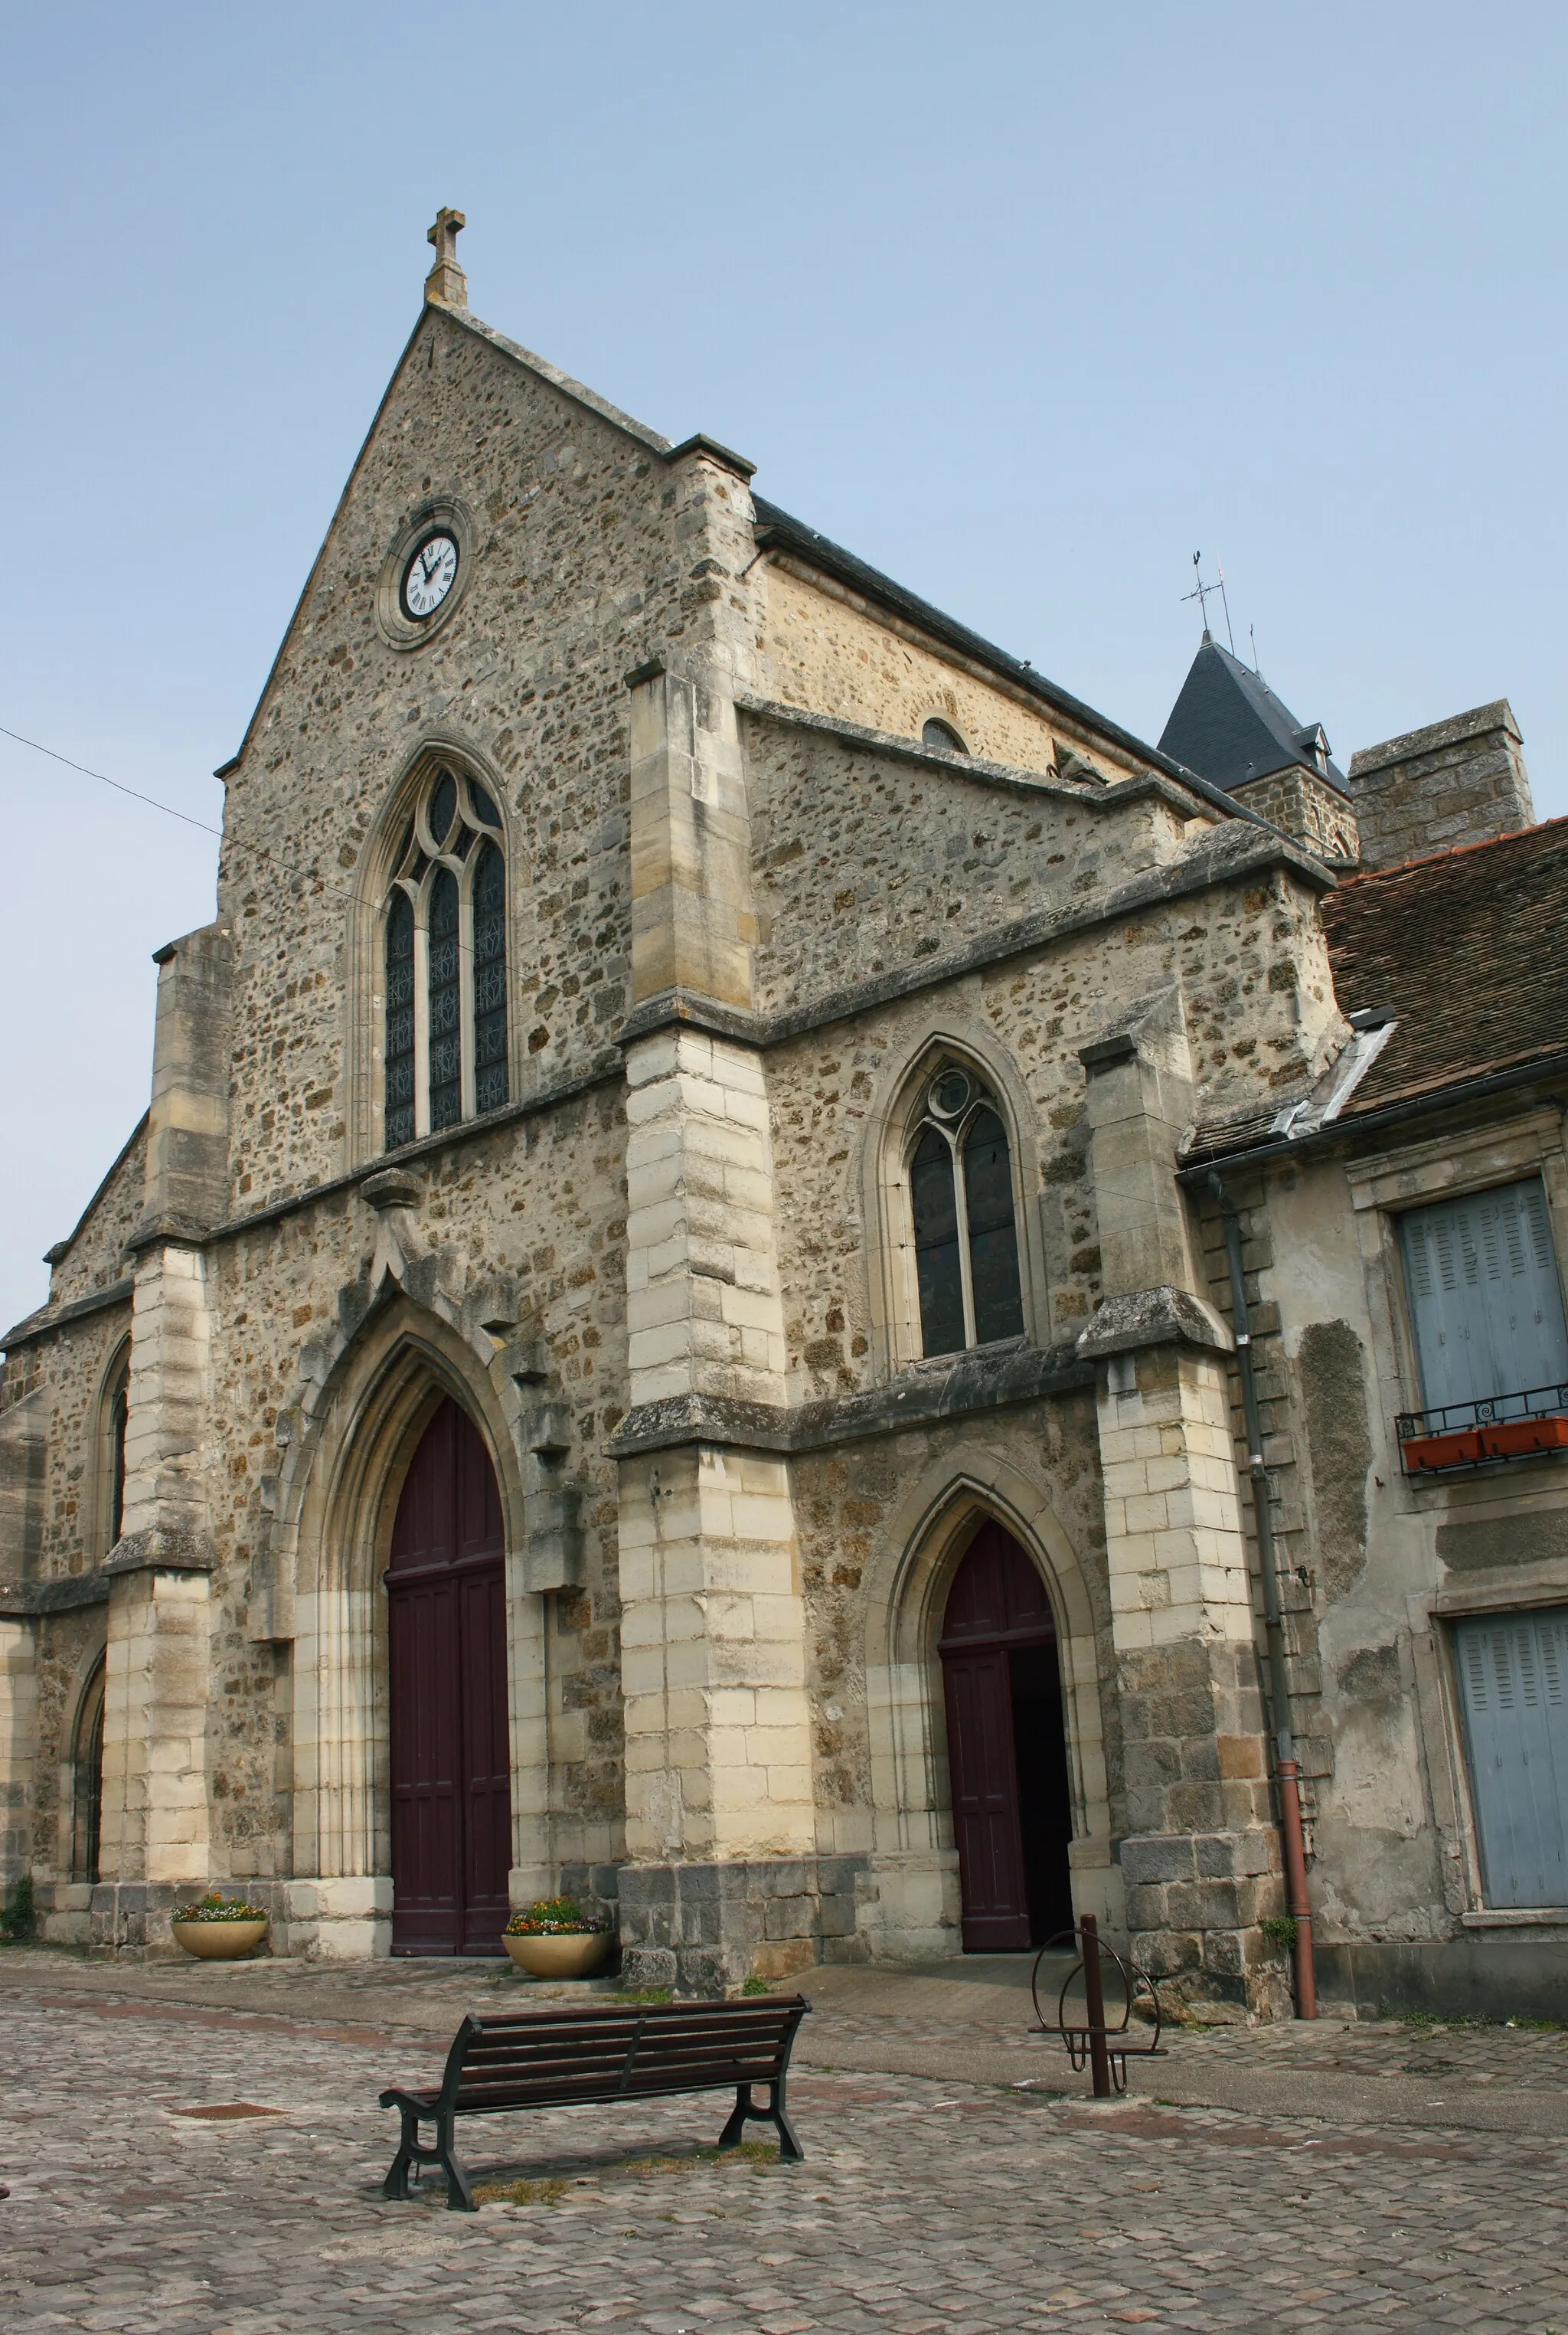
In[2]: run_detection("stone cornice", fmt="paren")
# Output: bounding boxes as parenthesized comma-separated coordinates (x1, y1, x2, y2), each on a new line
(1074, 1285, 1235, 1362)
(606, 1339, 1095, 1459)
(0, 1572, 112, 1617)
(103, 1528, 218, 1578)
(1, 1276, 134, 1354)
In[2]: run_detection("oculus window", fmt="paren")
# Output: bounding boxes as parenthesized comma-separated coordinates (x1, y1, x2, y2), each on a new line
(909, 1065, 1025, 1357)
(384, 767, 508, 1150)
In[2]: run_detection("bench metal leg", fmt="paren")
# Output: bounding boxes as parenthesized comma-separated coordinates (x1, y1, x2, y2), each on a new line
(382, 2107, 477, 2211)
(717, 2080, 805, 2163)
(438, 2127, 477, 2215)
(382, 2106, 420, 2202)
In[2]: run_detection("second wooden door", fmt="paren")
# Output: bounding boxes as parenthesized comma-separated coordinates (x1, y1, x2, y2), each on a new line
(387, 1398, 512, 1954)
(939, 1520, 1075, 1951)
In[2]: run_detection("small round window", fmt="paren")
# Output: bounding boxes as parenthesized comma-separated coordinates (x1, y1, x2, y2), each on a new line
(922, 718, 967, 754)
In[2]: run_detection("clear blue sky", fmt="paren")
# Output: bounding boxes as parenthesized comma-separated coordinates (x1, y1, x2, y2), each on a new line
(2, 2, 1563, 1335)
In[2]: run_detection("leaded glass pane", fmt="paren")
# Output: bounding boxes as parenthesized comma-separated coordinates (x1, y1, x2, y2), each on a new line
(472, 839, 508, 1116)
(109, 1376, 129, 1547)
(384, 888, 416, 1150)
(965, 1107, 1025, 1343)
(430, 770, 458, 846)
(427, 868, 462, 1131)
(912, 1123, 965, 1357)
(470, 780, 501, 828)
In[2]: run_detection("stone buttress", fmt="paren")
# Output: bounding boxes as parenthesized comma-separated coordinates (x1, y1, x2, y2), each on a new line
(1076, 994, 1290, 2017)
(96, 924, 231, 1943)
(612, 656, 822, 1990)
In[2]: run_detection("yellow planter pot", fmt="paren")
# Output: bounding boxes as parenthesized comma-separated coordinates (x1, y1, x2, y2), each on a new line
(172, 1918, 270, 1961)
(504, 1930, 611, 1980)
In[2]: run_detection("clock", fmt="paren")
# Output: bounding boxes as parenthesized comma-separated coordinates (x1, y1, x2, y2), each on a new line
(402, 533, 459, 620)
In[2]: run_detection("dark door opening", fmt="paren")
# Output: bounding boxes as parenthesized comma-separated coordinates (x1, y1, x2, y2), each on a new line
(939, 1519, 1075, 1951)
(387, 1398, 512, 1954)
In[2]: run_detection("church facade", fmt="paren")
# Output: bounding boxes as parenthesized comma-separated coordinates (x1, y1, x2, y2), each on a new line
(4, 214, 1566, 2018)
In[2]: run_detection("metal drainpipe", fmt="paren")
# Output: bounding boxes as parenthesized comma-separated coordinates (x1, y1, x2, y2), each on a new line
(1207, 1170, 1318, 2019)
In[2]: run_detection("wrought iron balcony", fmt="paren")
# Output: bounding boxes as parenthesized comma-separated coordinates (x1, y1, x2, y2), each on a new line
(1396, 1383, 1568, 1477)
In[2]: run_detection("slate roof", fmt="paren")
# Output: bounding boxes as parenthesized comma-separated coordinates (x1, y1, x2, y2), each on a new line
(1320, 816, 1568, 1118)
(1158, 637, 1348, 800)
(751, 497, 1210, 796)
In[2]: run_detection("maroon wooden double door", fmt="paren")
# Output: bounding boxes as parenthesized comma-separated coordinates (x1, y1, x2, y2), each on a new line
(387, 1399, 512, 1955)
(940, 1521, 1075, 1951)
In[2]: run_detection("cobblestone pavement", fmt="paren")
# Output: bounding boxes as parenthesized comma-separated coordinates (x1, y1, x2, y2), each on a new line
(4, 1961, 1568, 2332)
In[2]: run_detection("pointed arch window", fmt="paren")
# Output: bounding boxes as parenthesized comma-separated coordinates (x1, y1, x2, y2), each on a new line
(71, 1656, 106, 1884)
(908, 1065, 1026, 1356)
(103, 1344, 130, 1554)
(383, 766, 508, 1150)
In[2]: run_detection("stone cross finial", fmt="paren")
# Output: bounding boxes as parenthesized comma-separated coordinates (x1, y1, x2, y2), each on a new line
(424, 207, 468, 309)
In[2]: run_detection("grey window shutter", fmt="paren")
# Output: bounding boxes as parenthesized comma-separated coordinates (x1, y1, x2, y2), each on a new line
(1455, 1608, 1568, 1908)
(1400, 1179, 1568, 1411)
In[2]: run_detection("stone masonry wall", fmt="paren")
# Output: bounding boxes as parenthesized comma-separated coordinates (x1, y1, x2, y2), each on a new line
(1230, 768, 1360, 865)
(1, 1308, 134, 1581)
(1348, 701, 1533, 873)
(759, 852, 1345, 1417)
(744, 714, 1191, 1025)
(33, 1124, 147, 1316)
(757, 562, 1135, 777)
(787, 1395, 1111, 1859)
(217, 304, 745, 1215)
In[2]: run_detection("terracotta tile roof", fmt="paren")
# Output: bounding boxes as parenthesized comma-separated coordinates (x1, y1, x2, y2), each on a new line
(1322, 817, 1568, 1117)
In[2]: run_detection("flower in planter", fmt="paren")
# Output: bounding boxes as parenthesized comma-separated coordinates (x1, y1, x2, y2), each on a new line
(504, 1895, 610, 1938)
(172, 1892, 269, 1924)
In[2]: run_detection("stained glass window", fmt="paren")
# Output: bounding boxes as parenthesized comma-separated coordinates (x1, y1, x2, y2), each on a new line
(472, 839, 509, 1117)
(913, 1124, 965, 1357)
(108, 1369, 129, 1546)
(384, 888, 416, 1150)
(383, 766, 510, 1150)
(427, 867, 462, 1132)
(906, 1067, 1026, 1357)
(965, 1108, 1026, 1343)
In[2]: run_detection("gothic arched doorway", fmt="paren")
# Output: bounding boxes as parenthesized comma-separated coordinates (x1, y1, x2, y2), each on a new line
(387, 1398, 512, 1954)
(939, 1519, 1074, 1951)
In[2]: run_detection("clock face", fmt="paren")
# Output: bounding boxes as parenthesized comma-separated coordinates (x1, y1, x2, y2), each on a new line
(402, 533, 459, 620)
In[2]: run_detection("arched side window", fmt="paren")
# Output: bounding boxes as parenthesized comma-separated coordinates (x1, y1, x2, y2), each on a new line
(383, 765, 508, 1150)
(908, 1064, 1025, 1357)
(71, 1656, 106, 1884)
(922, 718, 968, 754)
(103, 1344, 130, 1554)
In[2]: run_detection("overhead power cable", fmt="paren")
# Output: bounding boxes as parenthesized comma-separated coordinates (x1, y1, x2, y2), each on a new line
(0, 724, 222, 836)
(0, 721, 498, 973)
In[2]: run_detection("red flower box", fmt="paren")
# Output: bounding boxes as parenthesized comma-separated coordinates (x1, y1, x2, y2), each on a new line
(1401, 1428, 1486, 1471)
(1478, 1414, 1568, 1460)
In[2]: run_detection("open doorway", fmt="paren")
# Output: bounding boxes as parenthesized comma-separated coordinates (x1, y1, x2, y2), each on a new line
(939, 1519, 1074, 1950)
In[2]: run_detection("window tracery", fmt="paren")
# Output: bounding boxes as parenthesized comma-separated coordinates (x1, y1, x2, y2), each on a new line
(907, 1064, 1025, 1356)
(383, 767, 508, 1150)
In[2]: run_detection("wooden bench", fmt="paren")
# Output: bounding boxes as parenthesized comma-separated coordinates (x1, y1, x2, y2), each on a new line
(379, 1993, 812, 2211)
